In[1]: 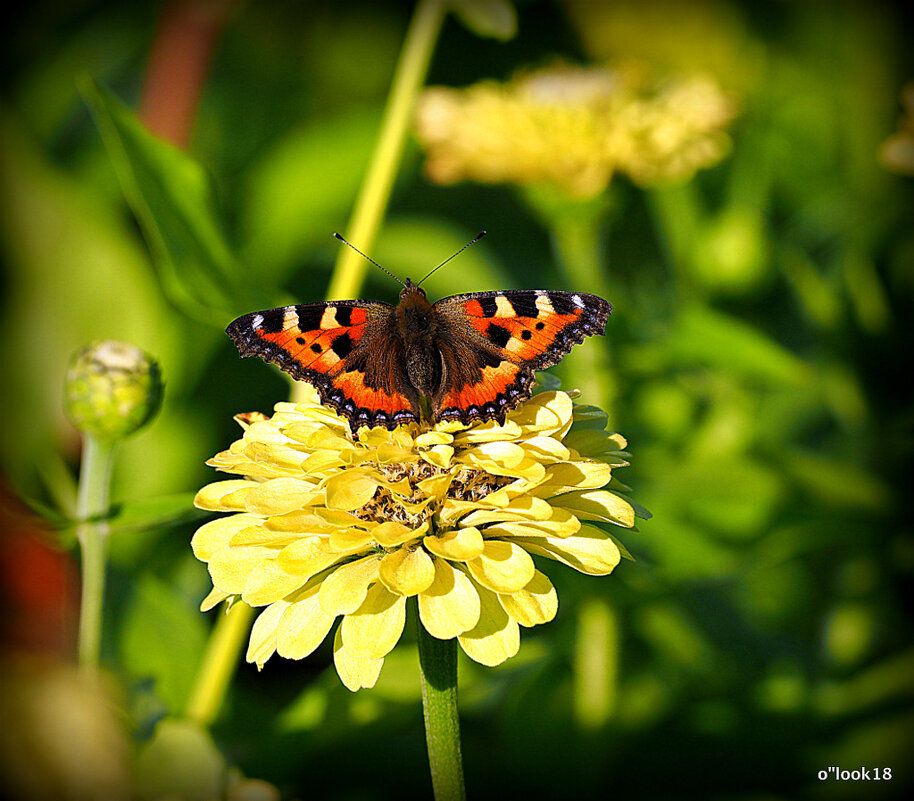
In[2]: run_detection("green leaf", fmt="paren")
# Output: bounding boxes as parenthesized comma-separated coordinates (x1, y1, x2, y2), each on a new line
(79, 76, 271, 324)
(119, 573, 209, 713)
(449, 0, 517, 40)
(107, 493, 206, 534)
(669, 304, 813, 386)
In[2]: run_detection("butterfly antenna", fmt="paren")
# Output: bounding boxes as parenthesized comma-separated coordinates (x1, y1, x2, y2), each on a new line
(416, 231, 487, 288)
(333, 232, 405, 287)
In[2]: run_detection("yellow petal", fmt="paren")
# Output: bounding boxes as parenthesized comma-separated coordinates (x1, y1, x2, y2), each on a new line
(246, 600, 291, 668)
(498, 570, 557, 627)
(418, 559, 481, 638)
(193, 515, 274, 593)
(230, 526, 300, 547)
(192, 514, 262, 560)
(415, 430, 454, 447)
(420, 445, 454, 469)
(379, 546, 436, 596)
(333, 626, 383, 691)
(513, 523, 621, 575)
(277, 536, 344, 579)
(465, 539, 535, 593)
(423, 526, 484, 561)
(323, 470, 378, 510)
(194, 480, 260, 511)
(520, 436, 570, 463)
(340, 583, 407, 658)
(242, 559, 307, 606)
(531, 461, 613, 497)
(245, 441, 307, 470)
(483, 508, 581, 539)
(460, 441, 526, 471)
(552, 489, 636, 528)
(244, 478, 318, 516)
(510, 390, 573, 435)
(200, 587, 231, 612)
(373, 521, 421, 548)
(276, 586, 337, 659)
(460, 496, 553, 526)
(318, 555, 382, 615)
(458, 584, 520, 666)
(417, 472, 454, 499)
(451, 418, 522, 443)
(328, 527, 373, 552)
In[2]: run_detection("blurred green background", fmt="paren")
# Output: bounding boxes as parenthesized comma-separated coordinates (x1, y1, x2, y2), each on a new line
(2, 1, 913, 799)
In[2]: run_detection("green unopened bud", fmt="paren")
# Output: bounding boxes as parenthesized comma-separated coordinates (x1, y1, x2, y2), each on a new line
(64, 341, 163, 441)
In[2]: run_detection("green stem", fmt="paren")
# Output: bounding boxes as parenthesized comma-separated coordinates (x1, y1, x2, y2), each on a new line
(185, 601, 255, 726)
(549, 210, 617, 417)
(75, 435, 117, 670)
(416, 605, 466, 801)
(326, 0, 446, 301)
(573, 597, 618, 729)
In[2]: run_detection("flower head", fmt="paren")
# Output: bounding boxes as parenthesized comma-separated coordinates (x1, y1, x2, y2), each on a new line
(64, 340, 163, 441)
(414, 62, 736, 198)
(193, 383, 638, 690)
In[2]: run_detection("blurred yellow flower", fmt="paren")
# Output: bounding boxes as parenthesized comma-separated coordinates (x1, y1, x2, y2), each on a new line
(414, 62, 736, 198)
(879, 81, 914, 176)
(192, 384, 637, 690)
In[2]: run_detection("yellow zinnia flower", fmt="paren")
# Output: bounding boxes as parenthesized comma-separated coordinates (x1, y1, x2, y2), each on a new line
(414, 61, 737, 198)
(192, 383, 637, 691)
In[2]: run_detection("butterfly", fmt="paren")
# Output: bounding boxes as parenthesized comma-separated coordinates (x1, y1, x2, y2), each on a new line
(226, 235, 611, 431)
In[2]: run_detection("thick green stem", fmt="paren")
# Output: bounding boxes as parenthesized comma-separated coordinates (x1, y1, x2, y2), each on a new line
(185, 601, 255, 726)
(416, 607, 466, 801)
(75, 435, 117, 670)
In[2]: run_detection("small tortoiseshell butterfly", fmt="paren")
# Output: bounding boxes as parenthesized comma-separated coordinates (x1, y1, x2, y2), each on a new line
(227, 233, 611, 431)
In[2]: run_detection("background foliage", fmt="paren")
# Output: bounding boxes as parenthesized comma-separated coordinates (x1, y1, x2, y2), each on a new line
(2, 1, 913, 799)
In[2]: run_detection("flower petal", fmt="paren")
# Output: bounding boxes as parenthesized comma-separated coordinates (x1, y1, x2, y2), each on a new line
(514, 523, 621, 575)
(340, 583, 407, 658)
(373, 521, 425, 548)
(194, 480, 260, 511)
(379, 546, 436, 596)
(277, 536, 345, 579)
(323, 470, 378, 510)
(465, 539, 535, 593)
(242, 559, 307, 606)
(499, 570, 557, 627)
(247, 600, 291, 668)
(458, 583, 520, 666)
(244, 478, 318, 516)
(333, 626, 383, 691)
(552, 489, 635, 528)
(423, 526, 484, 561)
(419, 558, 481, 638)
(530, 461, 613, 497)
(318, 555, 382, 615)
(276, 585, 337, 659)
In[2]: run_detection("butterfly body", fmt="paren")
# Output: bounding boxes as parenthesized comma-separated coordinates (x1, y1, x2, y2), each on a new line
(227, 286, 611, 431)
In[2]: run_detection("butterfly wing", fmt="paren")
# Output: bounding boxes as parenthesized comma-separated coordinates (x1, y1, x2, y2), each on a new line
(226, 301, 422, 430)
(431, 290, 611, 425)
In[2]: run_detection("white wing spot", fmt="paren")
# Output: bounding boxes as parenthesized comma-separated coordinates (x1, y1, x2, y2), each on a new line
(251, 314, 264, 330)
(572, 294, 585, 308)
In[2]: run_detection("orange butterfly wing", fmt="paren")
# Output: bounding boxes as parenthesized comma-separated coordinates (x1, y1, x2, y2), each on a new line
(432, 290, 611, 425)
(226, 301, 422, 430)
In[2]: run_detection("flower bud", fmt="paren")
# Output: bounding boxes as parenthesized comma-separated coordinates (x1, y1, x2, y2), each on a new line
(64, 340, 163, 441)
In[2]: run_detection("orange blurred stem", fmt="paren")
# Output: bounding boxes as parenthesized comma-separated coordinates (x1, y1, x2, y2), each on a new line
(140, 0, 239, 147)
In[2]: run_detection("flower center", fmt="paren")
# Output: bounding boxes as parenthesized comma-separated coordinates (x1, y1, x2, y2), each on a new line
(350, 460, 513, 529)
